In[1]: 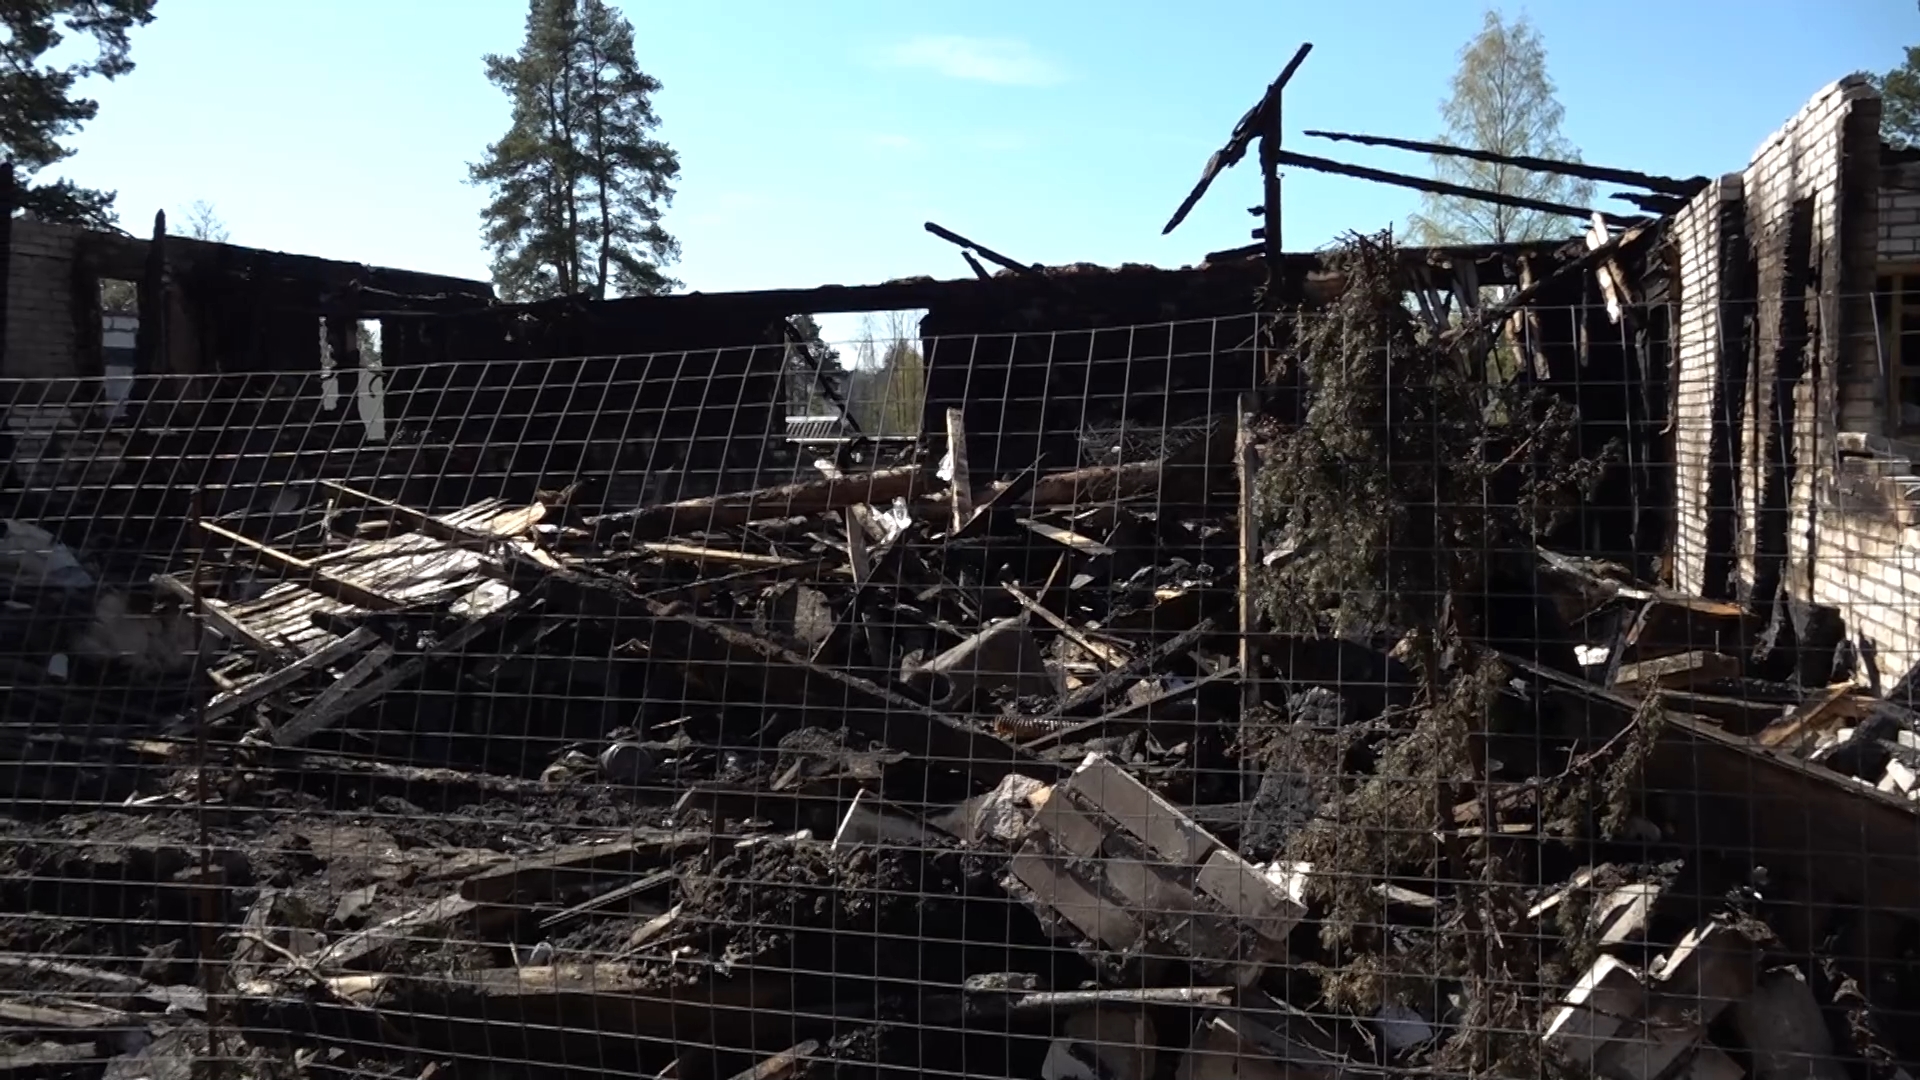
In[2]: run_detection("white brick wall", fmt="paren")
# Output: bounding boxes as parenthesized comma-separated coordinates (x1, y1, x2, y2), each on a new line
(1881, 164, 1920, 259)
(4, 219, 83, 379)
(1667, 78, 1919, 682)
(1669, 176, 1740, 597)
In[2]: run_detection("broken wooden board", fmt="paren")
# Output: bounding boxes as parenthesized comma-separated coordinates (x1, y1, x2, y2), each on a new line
(1015, 518, 1114, 557)
(457, 830, 711, 906)
(1755, 684, 1861, 750)
(587, 467, 929, 543)
(270, 589, 538, 747)
(637, 596, 1052, 785)
(194, 520, 403, 612)
(724, 1039, 819, 1080)
(200, 626, 381, 723)
(315, 893, 488, 971)
(218, 498, 533, 661)
(237, 963, 786, 1060)
(1509, 653, 1920, 951)
(1612, 651, 1741, 695)
(1019, 666, 1240, 753)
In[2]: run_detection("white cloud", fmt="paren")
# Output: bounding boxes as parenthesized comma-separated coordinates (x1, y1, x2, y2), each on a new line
(877, 35, 1067, 87)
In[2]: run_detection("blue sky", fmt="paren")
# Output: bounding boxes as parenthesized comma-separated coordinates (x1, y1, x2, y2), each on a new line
(45, 0, 1914, 347)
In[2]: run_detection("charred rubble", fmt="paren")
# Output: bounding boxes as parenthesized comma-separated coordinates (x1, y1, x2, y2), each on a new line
(0, 58, 1909, 1075)
(0, 219, 1913, 1080)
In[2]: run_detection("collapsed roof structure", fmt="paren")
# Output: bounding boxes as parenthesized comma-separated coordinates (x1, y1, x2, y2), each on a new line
(1, 50, 1918, 1080)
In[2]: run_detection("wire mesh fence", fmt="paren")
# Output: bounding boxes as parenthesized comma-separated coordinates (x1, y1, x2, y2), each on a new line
(0, 292, 1915, 1080)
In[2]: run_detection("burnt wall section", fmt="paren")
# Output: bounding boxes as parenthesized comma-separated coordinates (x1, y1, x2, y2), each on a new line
(914, 249, 1567, 488)
(1515, 261, 1674, 574)
(1669, 176, 1746, 598)
(918, 265, 1272, 482)
(1747, 78, 1881, 621)
(3, 221, 81, 379)
(1, 219, 493, 381)
(1666, 78, 1882, 609)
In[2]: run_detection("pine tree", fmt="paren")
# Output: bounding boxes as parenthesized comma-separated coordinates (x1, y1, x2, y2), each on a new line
(1, 0, 158, 228)
(1873, 48, 1920, 150)
(469, 0, 681, 301)
(1407, 11, 1593, 246)
(786, 314, 845, 415)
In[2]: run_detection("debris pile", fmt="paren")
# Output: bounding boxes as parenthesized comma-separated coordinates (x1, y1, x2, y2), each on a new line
(2, 248, 1916, 1080)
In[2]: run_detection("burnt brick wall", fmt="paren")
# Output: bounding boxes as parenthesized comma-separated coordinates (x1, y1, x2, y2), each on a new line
(3, 219, 82, 379)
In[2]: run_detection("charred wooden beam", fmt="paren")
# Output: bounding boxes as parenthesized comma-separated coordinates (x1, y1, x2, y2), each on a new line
(1204, 236, 1573, 272)
(0, 162, 11, 375)
(1163, 42, 1314, 237)
(923, 222, 1043, 277)
(1274, 148, 1642, 229)
(135, 209, 169, 374)
(1611, 190, 1690, 215)
(1301, 129, 1708, 197)
(586, 466, 929, 543)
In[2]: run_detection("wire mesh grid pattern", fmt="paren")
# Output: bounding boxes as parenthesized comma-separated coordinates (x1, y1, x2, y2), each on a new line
(0, 291, 1916, 1080)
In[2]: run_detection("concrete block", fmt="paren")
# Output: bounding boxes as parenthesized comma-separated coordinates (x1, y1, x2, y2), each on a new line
(1030, 783, 1109, 858)
(1544, 956, 1649, 1070)
(1877, 757, 1917, 797)
(1011, 849, 1140, 950)
(1063, 752, 1217, 865)
(1194, 847, 1306, 945)
(1729, 968, 1847, 1080)
(1597, 1023, 1703, 1080)
(1044, 1006, 1157, 1080)
(1679, 1045, 1747, 1080)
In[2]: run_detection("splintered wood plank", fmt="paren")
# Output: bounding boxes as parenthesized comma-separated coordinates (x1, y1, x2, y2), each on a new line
(0, 997, 139, 1032)
(1003, 583, 1126, 669)
(270, 643, 396, 746)
(1756, 683, 1860, 750)
(634, 542, 796, 569)
(152, 573, 292, 663)
(458, 831, 712, 905)
(203, 627, 381, 722)
(586, 466, 928, 542)
(946, 408, 973, 534)
(315, 893, 484, 970)
(1015, 518, 1115, 557)
(1612, 650, 1740, 694)
(724, 1040, 819, 1080)
(538, 869, 675, 932)
(319, 482, 546, 549)
(195, 520, 401, 612)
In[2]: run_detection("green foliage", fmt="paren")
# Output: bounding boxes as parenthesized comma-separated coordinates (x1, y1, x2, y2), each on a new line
(870, 340, 926, 435)
(1872, 42, 1920, 150)
(0, 0, 157, 227)
(470, 0, 681, 301)
(356, 322, 381, 368)
(1255, 231, 1591, 642)
(1258, 233, 1628, 1074)
(1407, 10, 1593, 246)
(175, 199, 228, 242)
(786, 314, 846, 415)
(844, 312, 927, 435)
